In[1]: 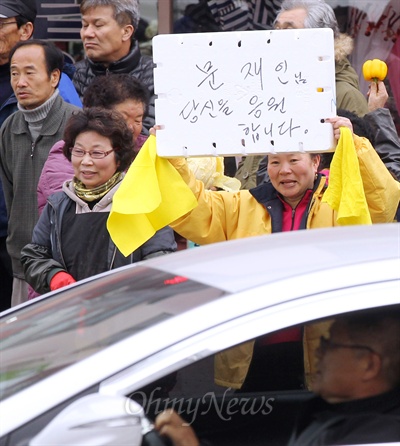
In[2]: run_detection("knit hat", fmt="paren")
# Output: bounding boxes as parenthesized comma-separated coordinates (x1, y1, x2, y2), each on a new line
(0, 0, 37, 23)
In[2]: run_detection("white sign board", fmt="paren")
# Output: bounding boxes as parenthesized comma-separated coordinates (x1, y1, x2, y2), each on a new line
(153, 29, 337, 157)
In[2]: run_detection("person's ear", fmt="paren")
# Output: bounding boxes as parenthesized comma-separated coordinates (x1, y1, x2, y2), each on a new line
(19, 22, 34, 41)
(50, 69, 61, 88)
(121, 25, 134, 42)
(361, 351, 382, 382)
(313, 154, 321, 172)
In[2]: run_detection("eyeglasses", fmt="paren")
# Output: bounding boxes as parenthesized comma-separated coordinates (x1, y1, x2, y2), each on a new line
(319, 336, 377, 355)
(70, 147, 114, 159)
(0, 21, 17, 29)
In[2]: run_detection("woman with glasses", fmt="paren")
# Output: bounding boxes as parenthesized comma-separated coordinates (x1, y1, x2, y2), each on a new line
(21, 107, 176, 294)
(37, 73, 150, 216)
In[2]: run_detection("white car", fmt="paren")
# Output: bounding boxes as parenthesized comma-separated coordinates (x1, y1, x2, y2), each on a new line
(1, 223, 399, 445)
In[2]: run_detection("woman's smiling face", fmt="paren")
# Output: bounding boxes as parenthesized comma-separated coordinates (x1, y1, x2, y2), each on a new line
(267, 152, 320, 208)
(71, 131, 118, 189)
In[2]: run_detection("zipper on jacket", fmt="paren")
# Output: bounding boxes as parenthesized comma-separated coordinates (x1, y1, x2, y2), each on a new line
(109, 246, 117, 270)
(304, 177, 324, 228)
(306, 197, 316, 227)
(48, 200, 68, 270)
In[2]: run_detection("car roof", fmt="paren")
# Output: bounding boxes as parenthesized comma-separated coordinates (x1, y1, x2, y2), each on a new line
(142, 223, 400, 292)
(1, 223, 397, 321)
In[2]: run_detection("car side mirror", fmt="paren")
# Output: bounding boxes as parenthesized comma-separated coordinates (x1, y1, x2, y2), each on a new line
(29, 393, 147, 445)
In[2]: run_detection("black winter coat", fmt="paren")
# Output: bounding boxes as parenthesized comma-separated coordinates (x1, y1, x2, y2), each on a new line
(288, 387, 400, 445)
(21, 187, 177, 295)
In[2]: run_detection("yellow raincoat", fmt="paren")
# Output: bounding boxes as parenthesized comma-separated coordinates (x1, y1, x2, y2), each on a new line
(169, 134, 400, 388)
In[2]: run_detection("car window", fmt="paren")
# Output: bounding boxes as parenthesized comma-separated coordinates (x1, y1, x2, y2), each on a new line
(126, 306, 399, 446)
(0, 266, 228, 401)
(128, 321, 324, 446)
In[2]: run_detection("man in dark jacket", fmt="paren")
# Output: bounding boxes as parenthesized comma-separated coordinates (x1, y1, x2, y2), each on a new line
(73, 0, 155, 133)
(286, 309, 400, 445)
(154, 308, 400, 445)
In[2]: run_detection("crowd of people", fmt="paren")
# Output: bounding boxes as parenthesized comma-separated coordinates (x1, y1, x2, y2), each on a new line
(0, 0, 160, 307)
(0, 0, 399, 444)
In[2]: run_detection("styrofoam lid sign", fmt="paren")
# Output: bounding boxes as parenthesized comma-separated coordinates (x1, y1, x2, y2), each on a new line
(153, 28, 336, 157)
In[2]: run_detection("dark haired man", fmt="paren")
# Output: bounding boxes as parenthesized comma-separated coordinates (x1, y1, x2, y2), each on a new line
(73, 0, 155, 133)
(0, 40, 79, 306)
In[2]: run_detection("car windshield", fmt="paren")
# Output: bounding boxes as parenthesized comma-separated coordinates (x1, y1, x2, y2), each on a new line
(0, 265, 227, 400)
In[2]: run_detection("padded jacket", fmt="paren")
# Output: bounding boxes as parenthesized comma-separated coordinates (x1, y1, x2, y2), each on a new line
(21, 178, 177, 295)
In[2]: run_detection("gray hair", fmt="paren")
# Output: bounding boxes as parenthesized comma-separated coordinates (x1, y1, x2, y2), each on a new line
(276, 0, 340, 38)
(80, 0, 140, 32)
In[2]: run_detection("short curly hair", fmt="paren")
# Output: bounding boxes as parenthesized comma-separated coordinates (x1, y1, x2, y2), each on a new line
(82, 74, 149, 116)
(62, 107, 135, 172)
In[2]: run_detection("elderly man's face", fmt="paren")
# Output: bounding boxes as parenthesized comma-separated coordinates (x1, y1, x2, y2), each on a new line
(10, 44, 59, 109)
(80, 6, 133, 64)
(311, 321, 374, 403)
(274, 8, 308, 30)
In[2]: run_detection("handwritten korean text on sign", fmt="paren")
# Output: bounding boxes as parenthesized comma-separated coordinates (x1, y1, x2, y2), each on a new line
(153, 29, 336, 156)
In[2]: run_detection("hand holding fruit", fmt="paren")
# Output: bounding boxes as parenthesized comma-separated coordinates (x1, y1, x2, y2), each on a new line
(363, 59, 388, 95)
(363, 59, 389, 110)
(367, 80, 388, 112)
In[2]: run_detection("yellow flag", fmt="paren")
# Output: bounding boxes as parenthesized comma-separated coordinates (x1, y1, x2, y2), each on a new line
(322, 127, 372, 225)
(107, 135, 198, 256)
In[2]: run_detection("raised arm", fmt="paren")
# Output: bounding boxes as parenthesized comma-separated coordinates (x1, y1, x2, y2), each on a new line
(326, 116, 400, 223)
(364, 81, 400, 181)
